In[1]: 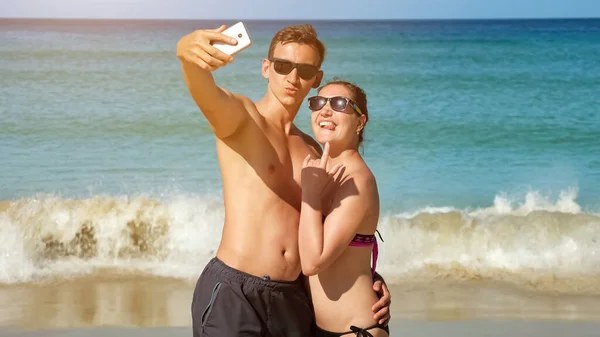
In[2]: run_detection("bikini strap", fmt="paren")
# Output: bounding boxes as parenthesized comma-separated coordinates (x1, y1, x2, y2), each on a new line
(349, 323, 389, 337)
(372, 238, 378, 277)
(349, 326, 374, 337)
(371, 230, 384, 276)
(375, 229, 384, 242)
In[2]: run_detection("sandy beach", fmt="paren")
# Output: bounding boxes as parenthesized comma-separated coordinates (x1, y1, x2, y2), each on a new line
(2, 275, 600, 336)
(3, 321, 600, 337)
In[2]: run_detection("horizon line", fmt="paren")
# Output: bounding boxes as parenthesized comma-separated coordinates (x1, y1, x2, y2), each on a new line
(1, 16, 600, 22)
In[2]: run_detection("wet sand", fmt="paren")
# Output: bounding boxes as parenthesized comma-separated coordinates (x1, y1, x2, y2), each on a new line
(2, 275, 600, 335)
(0, 274, 194, 329)
(3, 321, 600, 337)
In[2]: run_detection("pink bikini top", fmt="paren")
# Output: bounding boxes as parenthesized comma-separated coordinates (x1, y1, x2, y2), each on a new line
(348, 230, 384, 277)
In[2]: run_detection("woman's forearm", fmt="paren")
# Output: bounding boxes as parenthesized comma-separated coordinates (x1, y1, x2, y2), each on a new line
(298, 197, 325, 276)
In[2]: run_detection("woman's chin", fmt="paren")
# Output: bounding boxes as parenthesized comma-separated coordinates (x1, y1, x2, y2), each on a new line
(315, 134, 333, 145)
(314, 129, 337, 144)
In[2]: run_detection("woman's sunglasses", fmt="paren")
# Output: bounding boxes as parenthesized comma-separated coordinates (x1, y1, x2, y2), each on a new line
(308, 96, 363, 115)
(268, 58, 319, 80)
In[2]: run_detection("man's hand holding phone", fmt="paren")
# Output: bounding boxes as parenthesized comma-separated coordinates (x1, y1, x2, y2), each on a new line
(176, 25, 238, 72)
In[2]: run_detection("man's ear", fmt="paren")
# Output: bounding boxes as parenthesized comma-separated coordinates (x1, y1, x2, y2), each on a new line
(312, 70, 324, 88)
(261, 58, 270, 79)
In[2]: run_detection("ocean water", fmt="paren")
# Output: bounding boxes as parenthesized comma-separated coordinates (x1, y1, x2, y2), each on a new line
(1, 18, 600, 291)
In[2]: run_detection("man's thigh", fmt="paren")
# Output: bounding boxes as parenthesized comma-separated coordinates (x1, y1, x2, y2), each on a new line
(267, 286, 315, 337)
(191, 259, 265, 337)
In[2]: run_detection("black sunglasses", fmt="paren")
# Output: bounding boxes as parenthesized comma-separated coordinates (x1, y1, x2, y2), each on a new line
(268, 58, 319, 80)
(308, 96, 363, 115)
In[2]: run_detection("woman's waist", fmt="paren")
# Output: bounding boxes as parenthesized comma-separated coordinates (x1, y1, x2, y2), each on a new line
(310, 277, 379, 330)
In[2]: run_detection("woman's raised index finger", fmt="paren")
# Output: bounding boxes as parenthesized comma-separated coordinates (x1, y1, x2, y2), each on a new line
(320, 142, 330, 169)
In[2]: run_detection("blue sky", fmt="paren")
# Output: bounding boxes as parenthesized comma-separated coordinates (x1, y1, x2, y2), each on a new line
(1, 0, 599, 19)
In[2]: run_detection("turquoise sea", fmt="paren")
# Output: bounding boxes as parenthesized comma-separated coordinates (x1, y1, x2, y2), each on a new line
(1, 18, 599, 291)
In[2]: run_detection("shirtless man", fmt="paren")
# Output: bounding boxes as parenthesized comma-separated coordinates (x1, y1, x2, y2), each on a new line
(176, 24, 391, 337)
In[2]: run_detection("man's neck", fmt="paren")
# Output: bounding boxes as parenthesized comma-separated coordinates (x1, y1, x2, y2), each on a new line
(256, 93, 302, 135)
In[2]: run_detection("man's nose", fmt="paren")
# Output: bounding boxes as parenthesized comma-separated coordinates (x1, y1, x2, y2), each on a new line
(286, 68, 299, 83)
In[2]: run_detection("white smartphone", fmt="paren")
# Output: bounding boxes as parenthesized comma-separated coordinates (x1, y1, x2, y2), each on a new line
(212, 22, 252, 56)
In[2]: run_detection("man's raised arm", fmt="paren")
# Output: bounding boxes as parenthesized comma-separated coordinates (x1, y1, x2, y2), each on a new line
(176, 25, 248, 139)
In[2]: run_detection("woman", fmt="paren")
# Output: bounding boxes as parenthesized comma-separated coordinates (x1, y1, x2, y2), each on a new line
(300, 80, 389, 337)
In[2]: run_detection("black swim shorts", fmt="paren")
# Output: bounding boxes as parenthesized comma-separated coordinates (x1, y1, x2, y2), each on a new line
(191, 257, 315, 337)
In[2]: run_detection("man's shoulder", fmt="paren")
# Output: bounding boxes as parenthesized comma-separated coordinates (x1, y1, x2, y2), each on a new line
(295, 128, 323, 156)
(229, 92, 257, 111)
(215, 87, 256, 110)
(226, 92, 266, 127)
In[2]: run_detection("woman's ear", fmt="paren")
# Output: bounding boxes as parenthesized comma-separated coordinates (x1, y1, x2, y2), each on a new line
(357, 114, 367, 132)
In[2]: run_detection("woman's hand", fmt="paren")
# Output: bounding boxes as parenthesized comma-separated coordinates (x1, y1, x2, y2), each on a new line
(301, 142, 343, 201)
